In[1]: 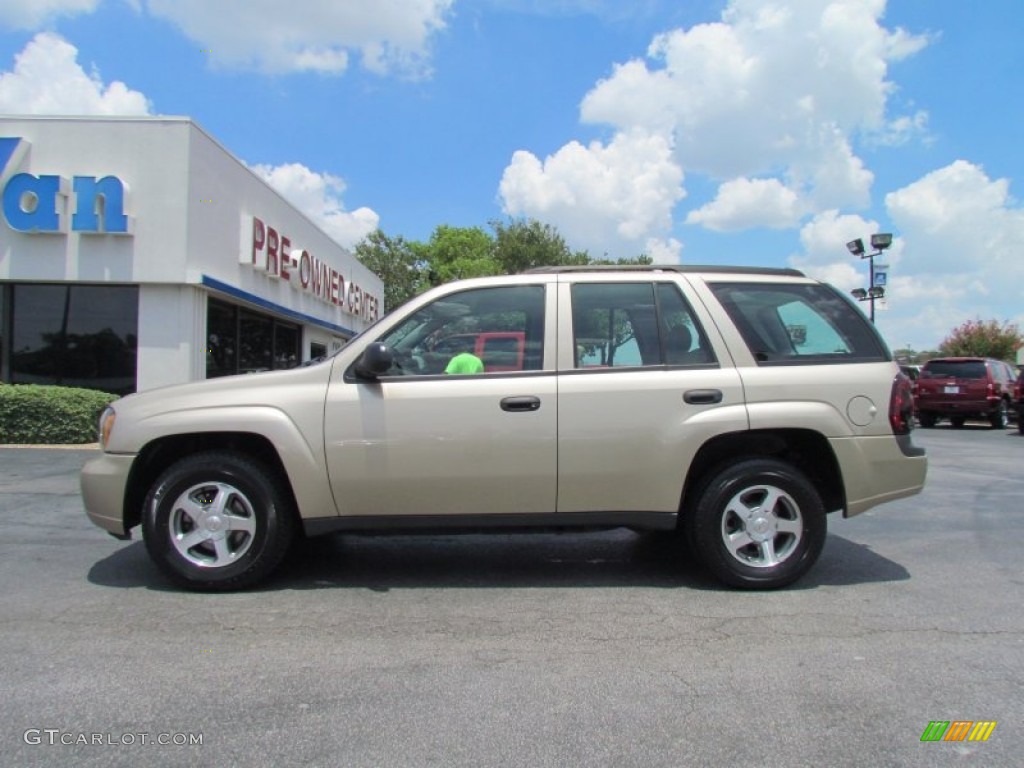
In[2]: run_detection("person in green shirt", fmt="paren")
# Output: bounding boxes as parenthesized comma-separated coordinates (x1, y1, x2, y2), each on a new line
(444, 337, 485, 374)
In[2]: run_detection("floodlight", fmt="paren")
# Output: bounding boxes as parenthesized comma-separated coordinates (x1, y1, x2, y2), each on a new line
(869, 286, 885, 298)
(846, 239, 865, 256)
(851, 288, 868, 300)
(870, 233, 893, 251)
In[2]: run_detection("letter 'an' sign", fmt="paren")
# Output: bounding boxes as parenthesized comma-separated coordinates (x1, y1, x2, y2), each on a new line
(0, 137, 133, 235)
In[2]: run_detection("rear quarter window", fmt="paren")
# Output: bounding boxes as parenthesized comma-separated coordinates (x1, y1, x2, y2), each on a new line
(708, 282, 889, 365)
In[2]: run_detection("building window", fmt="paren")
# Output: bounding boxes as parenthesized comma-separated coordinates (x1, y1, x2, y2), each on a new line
(239, 310, 273, 374)
(274, 323, 300, 369)
(206, 298, 301, 378)
(206, 299, 237, 378)
(6, 284, 138, 395)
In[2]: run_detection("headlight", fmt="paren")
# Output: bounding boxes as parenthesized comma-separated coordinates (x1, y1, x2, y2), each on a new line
(98, 407, 116, 449)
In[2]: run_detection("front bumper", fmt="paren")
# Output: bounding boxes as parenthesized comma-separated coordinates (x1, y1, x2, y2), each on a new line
(80, 452, 136, 537)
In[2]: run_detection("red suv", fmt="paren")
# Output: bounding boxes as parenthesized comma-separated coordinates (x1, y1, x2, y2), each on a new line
(914, 357, 1016, 429)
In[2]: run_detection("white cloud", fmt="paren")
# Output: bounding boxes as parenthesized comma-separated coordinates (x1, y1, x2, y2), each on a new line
(790, 209, 885, 290)
(797, 209, 881, 266)
(498, 129, 685, 260)
(250, 162, 379, 249)
(645, 236, 682, 263)
(871, 110, 929, 147)
(687, 177, 801, 231)
(500, 0, 930, 261)
(787, 163, 1024, 350)
(0, 0, 99, 29)
(885, 160, 1024, 276)
(878, 160, 1024, 345)
(576, 0, 927, 224)
(145, 0, 453, 77)
(0, 32, 151, 115)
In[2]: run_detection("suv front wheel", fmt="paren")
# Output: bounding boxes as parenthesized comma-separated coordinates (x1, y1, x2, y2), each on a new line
(142, 452, 295, 591)
(687, 458, 827, 589)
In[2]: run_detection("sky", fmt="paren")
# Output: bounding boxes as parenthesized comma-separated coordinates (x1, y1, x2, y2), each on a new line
(0, 0, 1021, 353)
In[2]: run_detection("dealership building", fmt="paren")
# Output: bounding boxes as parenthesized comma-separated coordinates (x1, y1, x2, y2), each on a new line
(0, 116, 383, 394)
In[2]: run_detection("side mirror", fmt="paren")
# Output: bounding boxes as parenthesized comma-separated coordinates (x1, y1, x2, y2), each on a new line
(353, 342, 394, 379)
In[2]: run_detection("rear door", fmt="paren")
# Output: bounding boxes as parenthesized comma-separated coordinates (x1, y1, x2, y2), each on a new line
(555, 277, 747, 514)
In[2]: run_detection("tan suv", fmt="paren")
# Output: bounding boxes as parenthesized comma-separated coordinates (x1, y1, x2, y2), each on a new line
(81, 266, 927, 591)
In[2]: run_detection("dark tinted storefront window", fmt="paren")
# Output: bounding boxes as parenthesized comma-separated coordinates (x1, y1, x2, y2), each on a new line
(274, 323, 300, 369)
(8, 284, 138, 395)
(239, 311, 273, 374)
(206, 300, 237, 378)
(206, 298, 301, 378)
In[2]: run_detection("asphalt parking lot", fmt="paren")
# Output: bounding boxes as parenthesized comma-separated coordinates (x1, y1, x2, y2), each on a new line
(1, 426, 1021, 767)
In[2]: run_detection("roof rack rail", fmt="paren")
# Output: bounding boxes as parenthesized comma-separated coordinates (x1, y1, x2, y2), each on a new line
(523, 264, 806, 277)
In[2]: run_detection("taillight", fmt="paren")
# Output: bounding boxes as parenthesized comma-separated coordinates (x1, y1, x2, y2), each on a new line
(890, 372, 914, 435)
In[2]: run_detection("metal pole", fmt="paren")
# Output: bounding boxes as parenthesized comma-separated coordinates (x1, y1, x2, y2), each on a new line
(868, 253, 875, 323)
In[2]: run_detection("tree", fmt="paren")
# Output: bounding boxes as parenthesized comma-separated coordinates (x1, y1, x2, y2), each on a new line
(489, 218, 588, 273)
(414, 225, 498, 285)
(357, 218, 661, 311)
(354, 229, 427, 312)
(938, 318, 1023, 361)
(590, 255, 655, 266)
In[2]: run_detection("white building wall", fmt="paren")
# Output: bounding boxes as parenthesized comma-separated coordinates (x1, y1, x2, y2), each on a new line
(137, 284, 205, 391)
(183, 123, 382, 338)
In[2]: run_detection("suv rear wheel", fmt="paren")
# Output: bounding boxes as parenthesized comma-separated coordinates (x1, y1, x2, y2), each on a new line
(687, 458, 826, 589)
(142, 452, 295, 591)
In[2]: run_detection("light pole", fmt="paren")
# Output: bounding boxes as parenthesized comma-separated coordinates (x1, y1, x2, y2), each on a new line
(847, 233, 892, 322)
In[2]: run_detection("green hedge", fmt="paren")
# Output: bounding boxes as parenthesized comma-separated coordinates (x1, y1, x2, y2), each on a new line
(0, 384, 119, 444)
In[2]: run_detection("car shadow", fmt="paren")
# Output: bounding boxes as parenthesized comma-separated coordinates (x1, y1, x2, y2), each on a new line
(87, 529, 908, 592)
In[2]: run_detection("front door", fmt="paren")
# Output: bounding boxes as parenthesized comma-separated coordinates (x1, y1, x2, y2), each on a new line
(323, 283, 557, 517)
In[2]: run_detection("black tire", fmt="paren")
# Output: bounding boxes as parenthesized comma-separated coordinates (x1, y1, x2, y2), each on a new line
(142, 451, 295, 591)
(950, 416, 966, 429)
(918, 412, 936, 428)
(990, 400, 1009, 430)
(686, 458, 827, 589)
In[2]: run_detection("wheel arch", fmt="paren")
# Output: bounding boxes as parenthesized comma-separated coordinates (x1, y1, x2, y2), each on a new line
(680, 429, 845, 519)
(123, 433, 302, 534)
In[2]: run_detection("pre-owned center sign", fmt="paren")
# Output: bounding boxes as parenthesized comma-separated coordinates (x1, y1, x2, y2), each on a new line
(243, 215, 380, 323)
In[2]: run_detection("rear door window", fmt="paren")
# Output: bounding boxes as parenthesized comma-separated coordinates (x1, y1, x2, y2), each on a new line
(708, 282, 888, 365)
(570, 282, 715, 369)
